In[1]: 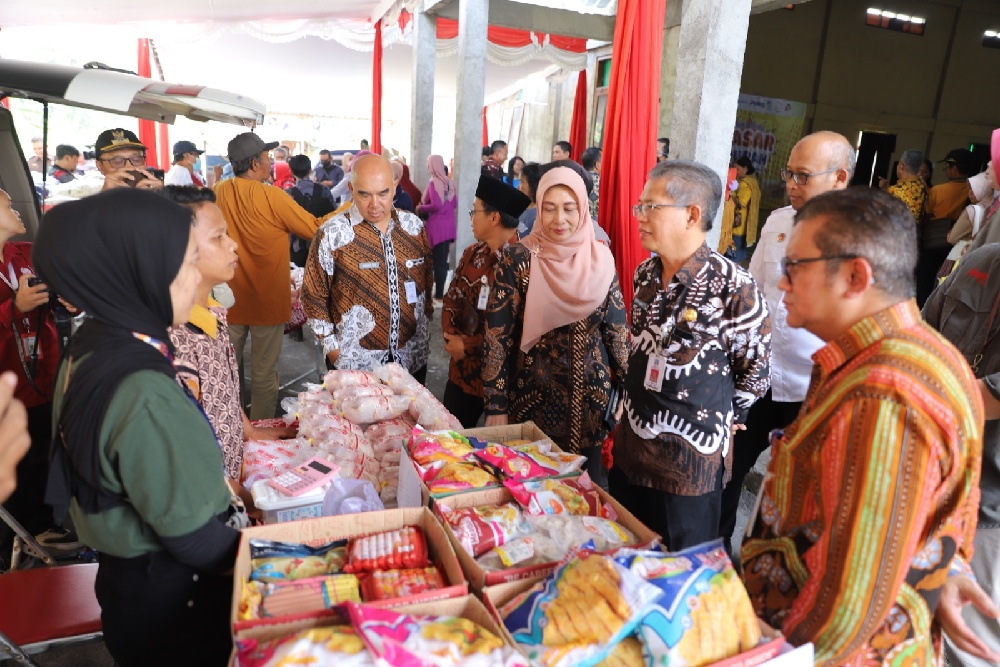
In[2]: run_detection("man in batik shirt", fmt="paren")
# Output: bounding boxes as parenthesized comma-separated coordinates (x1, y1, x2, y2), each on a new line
(302, 154, 434, 381)
(741, 188, 983, 667)
(883, 148, 928, 222)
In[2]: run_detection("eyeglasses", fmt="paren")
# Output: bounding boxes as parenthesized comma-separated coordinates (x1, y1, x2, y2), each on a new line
(631, 202, 687, 217)
(778, 167, 840, 185)
(468, 208, 488, 218)
(97, 154, 147, 169)
(780, 254, 859, 282)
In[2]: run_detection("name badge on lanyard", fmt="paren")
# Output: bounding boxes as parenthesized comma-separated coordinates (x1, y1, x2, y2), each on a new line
(477, 276, 490, 311)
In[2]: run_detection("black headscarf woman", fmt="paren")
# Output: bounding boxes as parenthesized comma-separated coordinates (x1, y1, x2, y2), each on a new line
(34, 188, 196, 522)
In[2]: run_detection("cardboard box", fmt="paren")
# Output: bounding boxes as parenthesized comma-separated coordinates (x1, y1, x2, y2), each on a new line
(230, 595, 512, 666)
(433, 486, 660, 591)
(457, 421, 554, 447)
(231, 507, 468, 635)
(483, 580, 793, 667)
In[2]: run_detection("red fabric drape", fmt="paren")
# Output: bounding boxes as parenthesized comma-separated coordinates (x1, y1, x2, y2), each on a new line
(157, 125, 170, 179)
(597, 0, 668, 312)
(482, 107, 489, 147)
(136, 39, 158, 169)
(568, 70, 587, 162)
(436, 18, 586, 52)
(372, 20, 383, 155)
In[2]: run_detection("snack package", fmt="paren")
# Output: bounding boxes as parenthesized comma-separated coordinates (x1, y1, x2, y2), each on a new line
(345, 526, 430, 573)
(476, 535, 562, 571)
(332, 383, 395, 404)
(475, 443, 557, 480)
(501, 552, 662, 667)
(510, 441, 587, 475)
(235, 626, 372, 667)
(365, 418, 414, 443)
(615, 540, 761, 667)
(341, 395, 412, 424)
(408, 429, 477, 466)
(240, 574, 361, 620)
(348, 603, 529, 667)
(505, 473, 616, 519)
(324, 369, 381, 389)
(359, 566, 446, 601)
(422, 461, 499, 495)
(241, 438, 318, 486)
(439, 503, 525, 558)
(249, 538, 348, 582)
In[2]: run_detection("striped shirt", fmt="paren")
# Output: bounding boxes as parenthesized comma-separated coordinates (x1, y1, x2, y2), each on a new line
(741, 300, 983, 667)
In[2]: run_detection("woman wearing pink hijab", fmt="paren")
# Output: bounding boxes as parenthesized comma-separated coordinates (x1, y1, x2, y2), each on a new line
(417, 155, 458, 299)
(481, 167, 628, 485)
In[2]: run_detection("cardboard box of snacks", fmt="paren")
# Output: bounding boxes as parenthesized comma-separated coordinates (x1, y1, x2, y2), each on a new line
(231, 507, 468, 636)
(432, 486, 659, 592)
(230, 594, 515, 666)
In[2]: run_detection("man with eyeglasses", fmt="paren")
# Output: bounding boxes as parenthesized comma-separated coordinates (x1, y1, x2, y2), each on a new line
(609, 160, 771, 552)
(214, 132, 332, 419)
(741, 187, 984, 666)
(301, 154, 434, 382)
(719, 130, 854, 553)
(94, 128, 163, 191)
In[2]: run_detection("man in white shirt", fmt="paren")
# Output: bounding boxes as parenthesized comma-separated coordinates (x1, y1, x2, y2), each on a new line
(164, 140, 206, 187)
(719, 131, 856, 551)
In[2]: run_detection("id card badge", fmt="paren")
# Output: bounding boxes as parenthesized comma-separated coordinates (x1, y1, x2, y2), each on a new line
(404, 280, 418, 304)
(20, 333, 40, 359)
(644, 354, 665, 392)
(477, 277, 490, 311)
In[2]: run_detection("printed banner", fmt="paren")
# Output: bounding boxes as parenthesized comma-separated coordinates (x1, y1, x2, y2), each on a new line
(731, 94, 807, 214)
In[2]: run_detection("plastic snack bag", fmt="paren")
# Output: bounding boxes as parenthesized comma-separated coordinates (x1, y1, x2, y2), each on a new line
(407, 429, 477, 466)
(474, 442, 558, 480)
(344, 526, 430, 573)
(235, 626, 373, 667)
(527, 514, 636, 552)
(332, 383, 395, 404)
(324, 369, 381, 389)
(249, 538, 348, 582)
(422, 461, 499, 495)
(505, 473, 616, 519)
(341, 395, 412, 424)
(439, 503, 525, 557)
(510, 441, 587, 475)
(359, 566, 446, 601)
(614, 540, 761, 667)
(501, 551, 662, 667)
(348, 603, 530, 667)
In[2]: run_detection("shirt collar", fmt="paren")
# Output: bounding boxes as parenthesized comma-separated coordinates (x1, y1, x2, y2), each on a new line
(657, 243, 712, 289)
(812, 299, 921, 375)
(186, 296, 222, 338)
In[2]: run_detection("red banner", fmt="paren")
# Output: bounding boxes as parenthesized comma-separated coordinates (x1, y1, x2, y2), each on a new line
(435, 17, 586, 52)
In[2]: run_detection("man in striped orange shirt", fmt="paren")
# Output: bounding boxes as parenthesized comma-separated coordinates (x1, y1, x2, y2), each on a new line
(741, 188, 984, 666)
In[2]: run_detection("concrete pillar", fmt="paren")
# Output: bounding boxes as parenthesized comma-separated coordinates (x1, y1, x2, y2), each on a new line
(670, 0, 751, 248)
(409, 11, 437, 191)
(453, 0, 489, 257)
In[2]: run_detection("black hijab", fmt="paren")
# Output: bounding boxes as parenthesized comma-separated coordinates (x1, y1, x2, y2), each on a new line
(33, 188, 194, 522)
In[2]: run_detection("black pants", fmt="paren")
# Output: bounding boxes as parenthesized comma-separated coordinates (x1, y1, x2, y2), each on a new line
(432, 241, 451, 299)
(2, 402, 54, 537)
(443, 381, 483, 429)
(718, 391, 802, 553)
(915, 246, 951, 307)
(325, 359, 427, 386)
(608, 466, 723, 552)
(96, 551, 233, 667)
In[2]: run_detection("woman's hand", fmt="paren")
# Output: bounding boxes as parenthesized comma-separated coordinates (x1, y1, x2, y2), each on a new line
(485, 414, 508, 427)
(246, 424, 297, 441)
(15, 274, 50, 313)
(0, 372, 30, 503)
(937, 575, 1000, 663)
(442, 332, 466, 361)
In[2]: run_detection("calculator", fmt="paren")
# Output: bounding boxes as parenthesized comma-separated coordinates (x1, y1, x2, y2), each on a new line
(267, 456, 341, 497)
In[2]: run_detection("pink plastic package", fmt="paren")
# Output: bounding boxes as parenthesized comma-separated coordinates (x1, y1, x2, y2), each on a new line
(324, 369, 380, 390)
(474, 443, 557, 480)
(332, 384, 394, 404)
(341, 395, 412, 425)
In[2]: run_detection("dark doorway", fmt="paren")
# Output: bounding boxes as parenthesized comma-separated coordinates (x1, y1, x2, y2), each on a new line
(970, 142, 990, 175)
(853, 132, 897, 187)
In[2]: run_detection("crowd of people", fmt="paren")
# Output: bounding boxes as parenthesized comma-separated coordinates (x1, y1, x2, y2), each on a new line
(0, 120, 998, 667)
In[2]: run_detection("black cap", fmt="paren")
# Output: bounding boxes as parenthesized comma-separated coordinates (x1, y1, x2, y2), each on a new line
(938, 148, 972, 165)
(476, 176, 531, 218)
(227, 132, 279, 163)
(94, 128, 146, 158)
(172, 140, 204, 156)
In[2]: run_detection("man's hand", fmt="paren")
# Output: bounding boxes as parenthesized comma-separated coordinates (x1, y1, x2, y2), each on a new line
(320, 180, 333, 188)
(877, 177, 888, 191)
(485, 414, 508, 427)
(938, 575, 1000, 664)
(102, 167, 164, 191)
(442, 332, 466, 361)
(15, 274, 49, 313)
(0, 372, 30, 503)
(326, 349, 340, 366)
(731, 423, 747, 436)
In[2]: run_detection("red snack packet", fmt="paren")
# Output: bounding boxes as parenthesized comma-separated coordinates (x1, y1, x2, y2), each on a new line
(359, 567, 446, 601)
(344, 526, 430, 573)
(474, 443, 556, 480)
(504, 472, 616, 519)
(439, 503, 524, 557)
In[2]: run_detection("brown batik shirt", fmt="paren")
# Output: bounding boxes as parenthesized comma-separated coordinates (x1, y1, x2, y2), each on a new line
(302, 205, 434, 373)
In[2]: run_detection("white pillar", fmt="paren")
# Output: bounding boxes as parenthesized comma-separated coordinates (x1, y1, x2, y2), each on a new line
(670, 0, 751, 248)
(410, 11, 436, 191)
(453, 0, 489, 257)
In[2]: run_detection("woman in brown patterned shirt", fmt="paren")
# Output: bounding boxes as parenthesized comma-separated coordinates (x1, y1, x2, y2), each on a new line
(164, 187, 294, 487)
(481, 167, 628, 485)
(441, 177, 531, 428)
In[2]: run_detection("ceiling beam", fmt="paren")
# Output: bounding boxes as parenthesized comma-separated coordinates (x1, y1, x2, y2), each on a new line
(428, 0, 614, 41)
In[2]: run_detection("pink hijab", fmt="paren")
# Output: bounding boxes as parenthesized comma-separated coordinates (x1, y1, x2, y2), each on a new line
(520, 167, 616, 352)
(424, 154, 454, 202)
